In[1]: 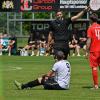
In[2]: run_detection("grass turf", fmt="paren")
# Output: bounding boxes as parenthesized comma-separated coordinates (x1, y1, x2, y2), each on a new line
(0, 56, 100, 100)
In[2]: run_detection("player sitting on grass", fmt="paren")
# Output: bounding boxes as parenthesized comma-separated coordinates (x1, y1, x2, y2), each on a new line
(14, 51, 71, 90)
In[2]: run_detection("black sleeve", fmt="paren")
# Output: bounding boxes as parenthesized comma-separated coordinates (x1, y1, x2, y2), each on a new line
(65, 17, 72, 25)
(11, 37, 16, 41)
(49, 21, 54, 32)
(69, 30, 73, 41)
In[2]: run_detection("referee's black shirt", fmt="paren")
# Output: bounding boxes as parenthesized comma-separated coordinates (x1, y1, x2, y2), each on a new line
(49, 17, 72, 48)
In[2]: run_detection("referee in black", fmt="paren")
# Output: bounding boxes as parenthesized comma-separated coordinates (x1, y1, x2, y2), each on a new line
(47, 7, 90, 60)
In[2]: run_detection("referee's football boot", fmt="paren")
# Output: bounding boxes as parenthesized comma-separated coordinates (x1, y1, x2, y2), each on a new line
(14, 80, 22, 90)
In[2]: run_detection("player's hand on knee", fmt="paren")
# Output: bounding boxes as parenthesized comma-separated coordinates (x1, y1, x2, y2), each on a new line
(44, 76, 49, 81)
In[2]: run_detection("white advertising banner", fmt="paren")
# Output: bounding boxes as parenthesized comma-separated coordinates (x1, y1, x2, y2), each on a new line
(60, 0, 89, 11)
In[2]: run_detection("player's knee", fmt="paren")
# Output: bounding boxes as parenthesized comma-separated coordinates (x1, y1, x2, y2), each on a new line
(38, 77, 42, 84)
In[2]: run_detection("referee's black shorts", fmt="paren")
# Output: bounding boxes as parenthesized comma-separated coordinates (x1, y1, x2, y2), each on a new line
(43, 77, 65, 90)
(53, 43, 70, 60)
(54, 47, 69, 60)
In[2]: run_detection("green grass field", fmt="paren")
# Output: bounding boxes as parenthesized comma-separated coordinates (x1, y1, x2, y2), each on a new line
(0, 56, 100, 100)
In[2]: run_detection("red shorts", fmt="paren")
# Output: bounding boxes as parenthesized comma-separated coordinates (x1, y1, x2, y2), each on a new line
(89, 52, 100, 68)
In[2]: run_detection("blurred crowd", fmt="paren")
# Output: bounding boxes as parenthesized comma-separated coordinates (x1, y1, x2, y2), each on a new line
(0, 32, 17, 56)
(69, 28, 88, 57)
(0, 28, 88, 57)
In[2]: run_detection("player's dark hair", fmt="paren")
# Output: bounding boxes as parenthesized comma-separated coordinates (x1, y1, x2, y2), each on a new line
(56, 51, 64, 60)
(90, 13, 98, 22)
(56, 9, 62, 13)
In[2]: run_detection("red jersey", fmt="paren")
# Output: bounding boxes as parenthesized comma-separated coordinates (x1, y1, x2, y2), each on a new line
(87, 22, 100, 52)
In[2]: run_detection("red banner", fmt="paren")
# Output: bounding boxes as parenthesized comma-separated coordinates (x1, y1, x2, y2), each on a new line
(20, 0, 59, 12)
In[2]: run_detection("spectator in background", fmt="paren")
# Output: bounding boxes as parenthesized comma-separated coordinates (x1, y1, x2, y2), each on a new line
(23, 33, 35, 56)
(78, 30, 87, 56)
(1, 33, 9, 50)
(0, 32, 17, 56)
(69, 33, 80, 56)
(8, 34, 17, 56)
(31, 31, 41, 56)
(39, 34, 46, 56)
(25, 33, 35, 50)
(46, 39, 54, 56)
(0, 32, 11, 56)
(35, 31, 41, 56)
(0, 34, 3, 55)
(22, 32, 41, 56)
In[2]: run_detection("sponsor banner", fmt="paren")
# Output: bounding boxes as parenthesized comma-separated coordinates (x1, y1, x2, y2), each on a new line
(60, 0, 90, 11)
(20, 0, 59, 12)
(31, 21, 51, 41)
(31, 21, 50, 36)
(0, 0, 59, 12)
(0, 0, 90, 12)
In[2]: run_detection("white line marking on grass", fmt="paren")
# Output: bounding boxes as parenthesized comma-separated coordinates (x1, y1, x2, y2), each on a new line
(1, 66, 22, 72)
(10, 67, 22, 70)
(5, 59, 54, 63)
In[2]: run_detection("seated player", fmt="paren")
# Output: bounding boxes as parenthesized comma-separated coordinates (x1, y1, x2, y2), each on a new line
(14, 51, 71, 90)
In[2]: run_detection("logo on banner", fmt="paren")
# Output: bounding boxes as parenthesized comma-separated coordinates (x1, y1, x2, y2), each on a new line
(20, 0, 59, 11)
(20, 0, 32, 11)
(2, 0, 14, 9)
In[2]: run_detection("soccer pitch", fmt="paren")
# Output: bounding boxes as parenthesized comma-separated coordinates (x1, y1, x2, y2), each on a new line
(0, 56, 100, 100)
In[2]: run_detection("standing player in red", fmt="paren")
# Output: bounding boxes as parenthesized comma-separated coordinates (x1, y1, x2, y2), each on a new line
(86, 13, 100, 89)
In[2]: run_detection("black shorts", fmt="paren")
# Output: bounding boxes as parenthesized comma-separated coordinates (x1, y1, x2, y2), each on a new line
(43, 77, 65, 90)
(79, 42, 86, 48)
(53, 43, 69, 60)
(53, 48, 69, 60)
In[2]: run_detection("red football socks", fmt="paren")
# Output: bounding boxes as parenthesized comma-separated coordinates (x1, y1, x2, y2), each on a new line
(92, 67, 98, 87)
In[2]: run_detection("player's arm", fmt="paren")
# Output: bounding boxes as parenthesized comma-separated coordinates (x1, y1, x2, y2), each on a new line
(43, 70, 55, 80)
(71, 6, 90, 21)
(9, 40, 15, 45)
(46, 70, 55, 77)
(86, 37, 91, 53)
